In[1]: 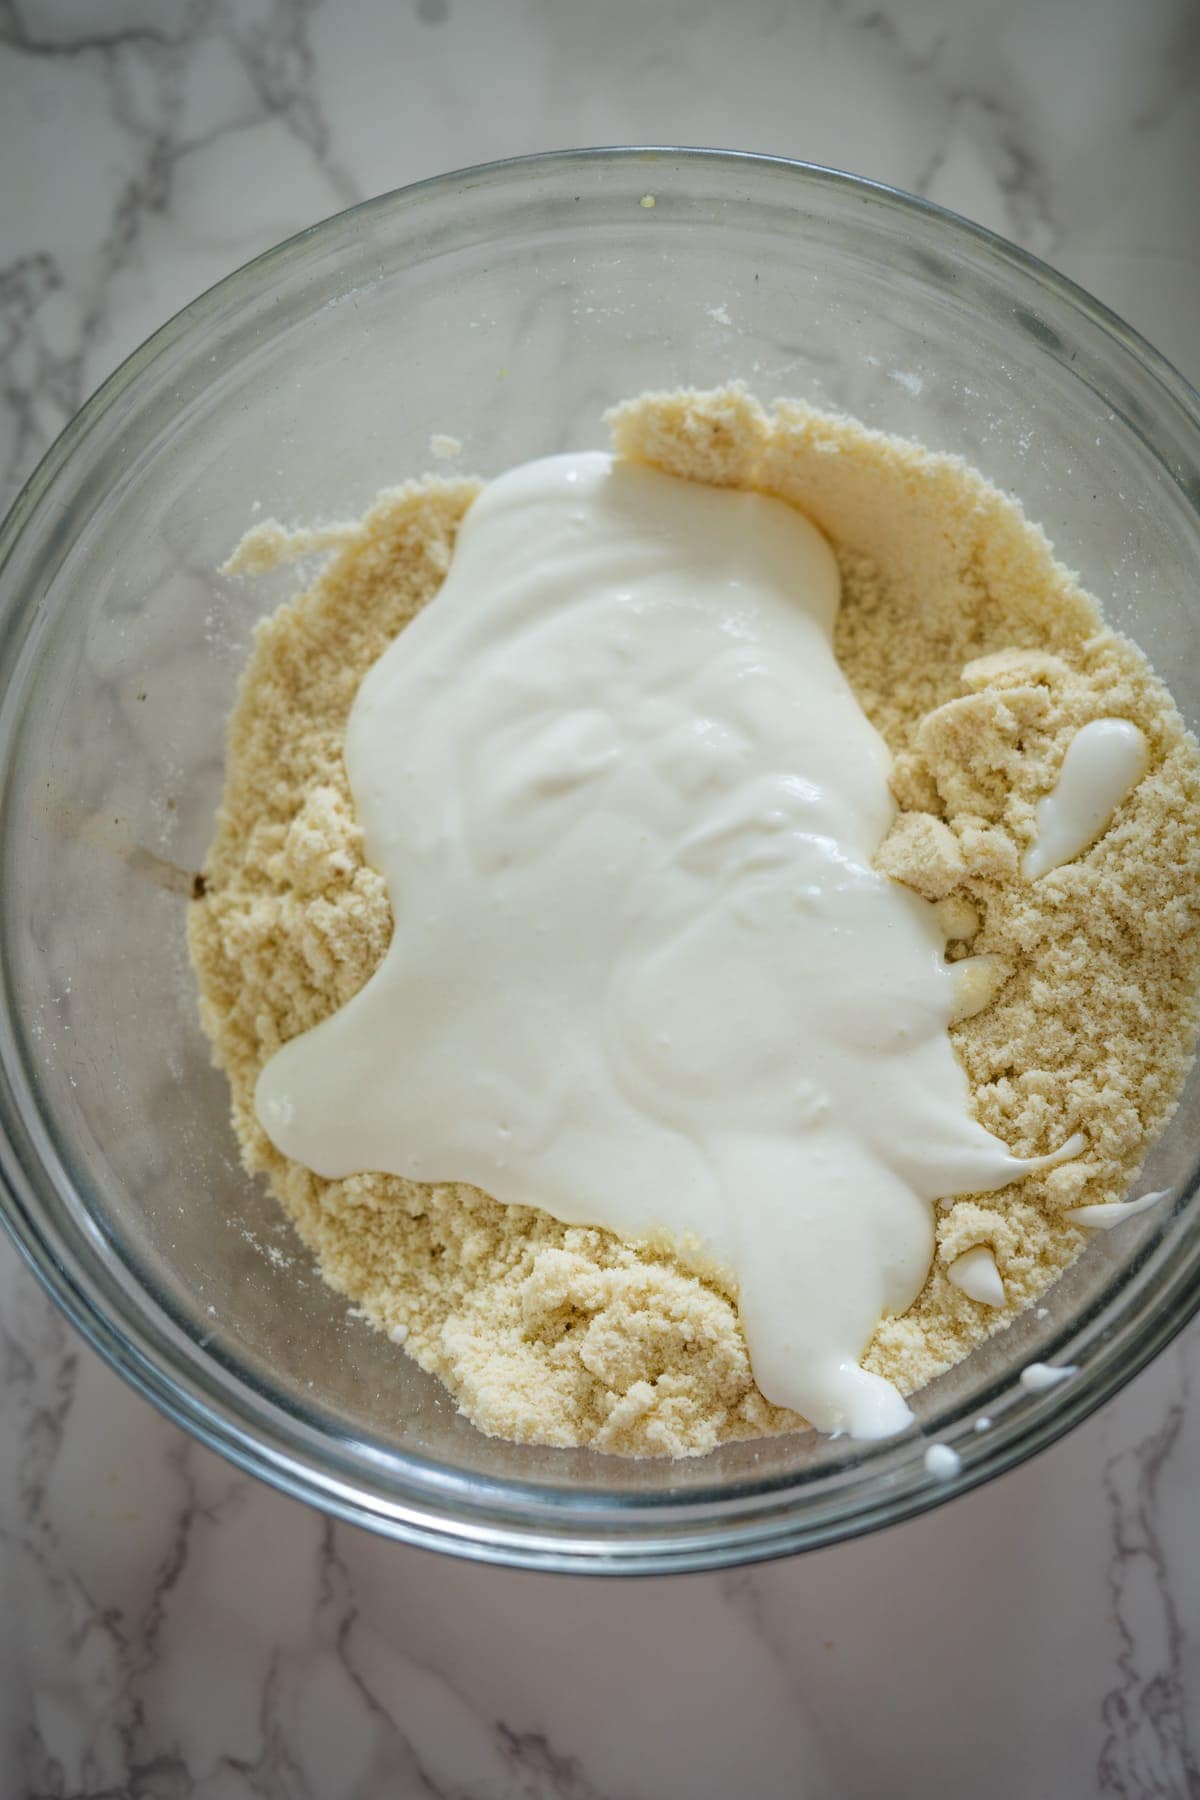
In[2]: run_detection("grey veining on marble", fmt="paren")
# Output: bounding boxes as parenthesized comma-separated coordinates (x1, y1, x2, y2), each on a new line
(2, 1, 1199, 1796)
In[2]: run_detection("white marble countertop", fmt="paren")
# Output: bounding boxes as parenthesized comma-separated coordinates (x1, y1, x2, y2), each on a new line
(2, 2, 1199, 1795)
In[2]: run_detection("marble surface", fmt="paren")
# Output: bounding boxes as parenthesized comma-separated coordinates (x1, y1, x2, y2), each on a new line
(2, 0, 1199, 1793)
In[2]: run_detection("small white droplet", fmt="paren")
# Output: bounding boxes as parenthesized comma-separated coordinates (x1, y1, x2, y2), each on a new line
(1024, 718, 1148, 878)
(924, 1443, 962, 1479)
(947, 1245, 1005, 1307)
(1020, 1361, 1077, 1392)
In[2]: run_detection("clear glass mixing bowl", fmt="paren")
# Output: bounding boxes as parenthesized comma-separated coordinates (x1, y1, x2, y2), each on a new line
(1, 149, 1198, 1573)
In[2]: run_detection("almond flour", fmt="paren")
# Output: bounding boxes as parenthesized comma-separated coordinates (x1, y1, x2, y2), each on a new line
(188, 388, 1200, 1456)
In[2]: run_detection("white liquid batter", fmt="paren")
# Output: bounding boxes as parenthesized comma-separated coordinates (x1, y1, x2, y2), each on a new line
(948, 1244, 1006, 1307)
(1024, 717, 1148, 878)
(256, 453, 1080, 1438)
(1066, 1187, 1170, 1229)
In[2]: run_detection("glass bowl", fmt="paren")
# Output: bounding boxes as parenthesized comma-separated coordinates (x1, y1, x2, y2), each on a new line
(1, 149, 1198, 1575)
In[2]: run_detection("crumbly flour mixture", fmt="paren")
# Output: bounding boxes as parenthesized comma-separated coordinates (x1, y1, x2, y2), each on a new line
(189, 388, 1200, 1456)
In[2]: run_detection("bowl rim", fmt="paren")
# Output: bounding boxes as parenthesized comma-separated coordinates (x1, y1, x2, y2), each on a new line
(1, 144, 1198, 1575)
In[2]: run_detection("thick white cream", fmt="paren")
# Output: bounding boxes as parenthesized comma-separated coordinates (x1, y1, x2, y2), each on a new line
(1066, 1187, 1170, 1230)
(256, 453, 1078, 1439)
(1023, 717, 1148, 878)
(947, 1244, 1006, 1307)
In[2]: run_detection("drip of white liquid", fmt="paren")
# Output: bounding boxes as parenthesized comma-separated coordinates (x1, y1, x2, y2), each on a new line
(1023, 718, 1148, 878)
(938, 1132, 1084, 1208)
(1066, 1188, 1171, 1230)
(1020, 1362, 1078, 1392)
(947, 1245, 1006, 1307)
(256, 452, 1080, 1439)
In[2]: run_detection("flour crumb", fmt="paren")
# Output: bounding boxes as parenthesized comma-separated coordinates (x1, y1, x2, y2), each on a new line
(222, 517, 359, 576)
(876, 811, 964, 900)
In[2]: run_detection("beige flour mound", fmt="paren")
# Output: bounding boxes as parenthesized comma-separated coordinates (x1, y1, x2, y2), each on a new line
(189, 387, 1200, 1456)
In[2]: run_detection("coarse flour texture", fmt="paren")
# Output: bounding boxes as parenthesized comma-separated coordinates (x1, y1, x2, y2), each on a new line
(189, 388, 1200, 1456)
